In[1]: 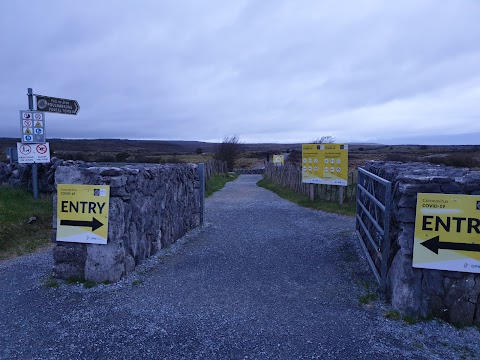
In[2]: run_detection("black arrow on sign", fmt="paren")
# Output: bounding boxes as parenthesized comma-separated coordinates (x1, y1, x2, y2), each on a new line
(60, 218, 103, 231)
(420, 236, 480, 254)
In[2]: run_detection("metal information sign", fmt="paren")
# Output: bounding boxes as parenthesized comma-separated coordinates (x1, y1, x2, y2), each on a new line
(20, 110, 45, 143)
(302, 144, 348, 185)
(413, 193, 480, 273)
(56, 184, 110, 245)
(17, 142, 51, 164)
(36, 95, 80, 115)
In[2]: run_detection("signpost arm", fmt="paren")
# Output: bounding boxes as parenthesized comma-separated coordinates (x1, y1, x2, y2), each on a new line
(28, 88, 39, 200)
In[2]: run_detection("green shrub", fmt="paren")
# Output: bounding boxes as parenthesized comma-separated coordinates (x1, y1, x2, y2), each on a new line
(384, 153, 416, 162)
(427, 154, 478, 168)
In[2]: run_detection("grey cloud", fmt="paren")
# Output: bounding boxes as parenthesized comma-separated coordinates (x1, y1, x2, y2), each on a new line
(1, 0, 479, 144)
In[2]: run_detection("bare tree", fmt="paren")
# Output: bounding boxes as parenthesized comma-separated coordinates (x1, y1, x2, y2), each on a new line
(312, 135, 336, 144)
(214, 135, 243, 171)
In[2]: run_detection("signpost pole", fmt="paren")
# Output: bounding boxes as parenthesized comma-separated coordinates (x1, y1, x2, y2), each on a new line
(27, 88, 39, 200)
(199, 163, 205, 225)
(339, 186, 344, 207)
(309, 184, 315, 201)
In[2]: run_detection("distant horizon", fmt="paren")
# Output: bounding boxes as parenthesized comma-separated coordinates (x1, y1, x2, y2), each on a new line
(1, 135, 479, 147)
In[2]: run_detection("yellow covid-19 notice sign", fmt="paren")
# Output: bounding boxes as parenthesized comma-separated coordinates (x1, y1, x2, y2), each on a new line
(301, 144, 348, 185)
(413, 193, 480, 273)
(56, 184, 110, 245)
(273, 154, 284, 166)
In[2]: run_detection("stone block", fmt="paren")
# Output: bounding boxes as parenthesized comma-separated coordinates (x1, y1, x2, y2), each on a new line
(53, 243, 87, 263)
(398, 182, 441, 195)
(394, 207, 416, 223)
(444, 276, 479, 326)
(85, 243, 126, 283)
(398, 194, 417, 208)
(396, 223, 414, 253)
(53, 262, 85, 279)
(387, 249, 427, 318)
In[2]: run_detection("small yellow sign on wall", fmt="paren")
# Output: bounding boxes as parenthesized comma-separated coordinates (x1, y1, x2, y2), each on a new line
(302, 144, 348, 185)
(413, 193, 480, 273)
(56, 184, 110, 245)
(273, 154, 284, 166)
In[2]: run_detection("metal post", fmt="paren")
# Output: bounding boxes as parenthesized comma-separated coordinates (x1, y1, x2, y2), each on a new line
(28, 88, 34, 110)
(7, 148, 13, 164)
(339, 186, 344, 207)
(199, 163, 205, 225)
(309, 184, 314, 201)
(28, 88, 38, 200)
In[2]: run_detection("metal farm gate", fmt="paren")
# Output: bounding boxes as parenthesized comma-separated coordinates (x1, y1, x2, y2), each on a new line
(355, 167, 392, 291)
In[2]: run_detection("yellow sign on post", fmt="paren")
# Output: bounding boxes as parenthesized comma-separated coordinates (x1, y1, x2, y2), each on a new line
(273, 154, 284, 166)
(413, 193, 480, 273)
(57, 184, 110, 245)
(301, 144, 348, 185)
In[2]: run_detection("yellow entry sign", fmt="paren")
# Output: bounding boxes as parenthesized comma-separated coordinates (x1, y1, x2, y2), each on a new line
(56, 184, 110, 245)
(413, 193, 480, 273)
(302, 144, 348, 186)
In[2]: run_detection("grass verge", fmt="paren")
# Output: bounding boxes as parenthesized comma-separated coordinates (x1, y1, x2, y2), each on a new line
(257, 178, 355, 217)
(0, 185, 53, 260)
(206, 173, 240, 197)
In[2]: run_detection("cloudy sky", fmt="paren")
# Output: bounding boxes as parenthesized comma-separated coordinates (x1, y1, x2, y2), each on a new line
(1, 1, 479, 144)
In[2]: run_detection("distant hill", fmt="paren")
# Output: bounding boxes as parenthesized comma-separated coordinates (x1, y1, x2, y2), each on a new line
(0, 138, 310, 155)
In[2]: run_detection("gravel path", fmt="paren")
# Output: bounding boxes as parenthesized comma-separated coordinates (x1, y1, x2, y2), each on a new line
(1, 175, 479, 359)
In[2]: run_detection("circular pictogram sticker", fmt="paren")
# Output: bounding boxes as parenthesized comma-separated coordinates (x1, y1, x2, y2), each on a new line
(36, 144, 48, 154)
(20, 145, 32, 155)
(37, 99, 48, 109)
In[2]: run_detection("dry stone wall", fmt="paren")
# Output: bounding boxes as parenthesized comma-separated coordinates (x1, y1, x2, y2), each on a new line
(0, 159, 226, 191)
(0, 157, 69, 192)
(52, 163, 203, 283)
(364, 161, 480, 326)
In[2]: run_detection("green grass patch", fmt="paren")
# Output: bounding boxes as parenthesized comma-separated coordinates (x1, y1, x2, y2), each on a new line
(359, 292, 377, 304)
(384, 309, 402, 320)
(66, 277, 111, 288)
(43, 276, 59, 288)
(383, 309, 420, 324)
(256, 178, 355, 217)
(0, 185, 53, 260)
(206, 173, 240, 197)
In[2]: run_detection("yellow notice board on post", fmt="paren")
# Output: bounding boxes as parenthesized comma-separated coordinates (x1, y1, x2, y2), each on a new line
(57, 184, 110, 245)
(302, 144, 348, 185)
(273, 154, 284, 166)
(413, 193, 480, 273)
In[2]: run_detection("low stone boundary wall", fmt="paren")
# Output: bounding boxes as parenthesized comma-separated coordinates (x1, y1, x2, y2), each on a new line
(53, 163, 202, 282)
(0, 159, 226, 192)
(364, 161, 480, 326)
(0, 158, 77, 192)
